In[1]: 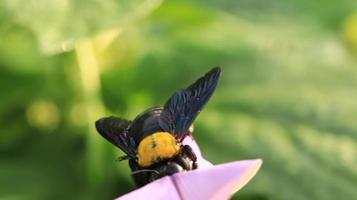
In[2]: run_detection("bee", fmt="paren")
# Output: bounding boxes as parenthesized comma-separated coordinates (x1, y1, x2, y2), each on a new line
(95, 67, 221, 187)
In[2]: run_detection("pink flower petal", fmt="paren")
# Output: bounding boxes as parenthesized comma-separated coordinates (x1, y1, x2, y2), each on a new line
(117, 159, 262, 200)
(173, 159, 262, 200)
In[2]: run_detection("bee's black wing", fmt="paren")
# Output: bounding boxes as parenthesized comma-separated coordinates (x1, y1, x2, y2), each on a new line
(95, 116, 136, 159)
(159, 67, 221, 140)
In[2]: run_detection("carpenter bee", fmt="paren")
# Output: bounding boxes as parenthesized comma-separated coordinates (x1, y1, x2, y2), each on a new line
(95, 67, 221, 187)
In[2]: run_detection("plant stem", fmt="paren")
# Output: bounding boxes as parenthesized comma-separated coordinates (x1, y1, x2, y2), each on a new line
(75, 38, 105, 187)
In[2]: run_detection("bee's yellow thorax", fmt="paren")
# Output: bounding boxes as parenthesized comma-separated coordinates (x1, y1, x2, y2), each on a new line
(137, 132, 180, 167)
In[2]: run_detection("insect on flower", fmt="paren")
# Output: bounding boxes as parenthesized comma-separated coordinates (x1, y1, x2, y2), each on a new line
(95, 67, 221, 187)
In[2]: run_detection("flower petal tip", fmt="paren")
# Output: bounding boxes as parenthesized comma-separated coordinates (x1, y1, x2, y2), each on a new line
(173, 159, 262, 200)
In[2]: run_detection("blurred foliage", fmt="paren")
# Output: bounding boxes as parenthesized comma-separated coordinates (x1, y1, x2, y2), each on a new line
(2, 0, 163, 54)
(343, 12, 357, 50)
(0, 0, 357, 200)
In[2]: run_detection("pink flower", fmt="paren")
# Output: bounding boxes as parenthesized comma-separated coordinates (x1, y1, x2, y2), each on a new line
(116, 137, 262, 200)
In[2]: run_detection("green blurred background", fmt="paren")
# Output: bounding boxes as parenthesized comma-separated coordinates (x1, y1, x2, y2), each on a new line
(1, 0, 357, 199)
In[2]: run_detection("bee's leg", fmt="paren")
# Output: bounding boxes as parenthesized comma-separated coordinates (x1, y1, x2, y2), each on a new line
(173, 154, 191, 170)
(116, 155, 130, 162)
(192, 160, 198, 169)
(182, 145, 198, 169)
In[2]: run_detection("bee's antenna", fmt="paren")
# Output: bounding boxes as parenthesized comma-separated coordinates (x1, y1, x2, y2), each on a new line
(131, 169, 160, 175)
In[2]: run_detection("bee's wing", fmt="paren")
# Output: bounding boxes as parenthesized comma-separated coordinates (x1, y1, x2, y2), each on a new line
(95, 116, 136, 159)
(159, 67, 221, 140)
